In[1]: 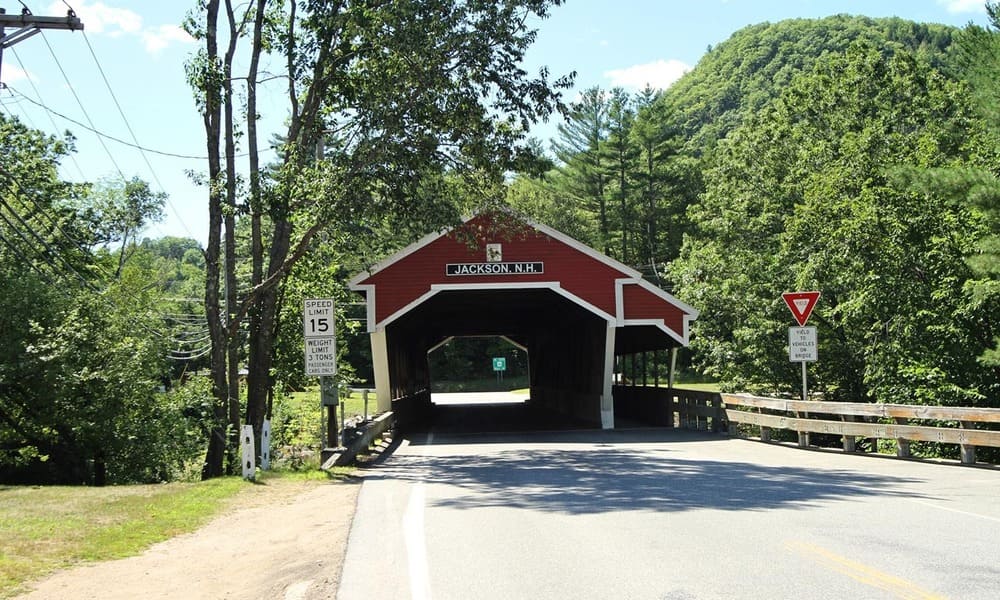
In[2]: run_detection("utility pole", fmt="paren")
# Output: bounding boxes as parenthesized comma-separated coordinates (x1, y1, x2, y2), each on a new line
(0, 5, 84, 88)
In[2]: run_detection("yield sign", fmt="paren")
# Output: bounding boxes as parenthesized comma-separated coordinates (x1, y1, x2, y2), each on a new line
(782, 291, 821, 326)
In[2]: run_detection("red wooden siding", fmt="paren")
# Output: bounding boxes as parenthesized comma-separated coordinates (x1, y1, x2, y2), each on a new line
(621, 284, 686, 334)
(357, 214, 629, 324)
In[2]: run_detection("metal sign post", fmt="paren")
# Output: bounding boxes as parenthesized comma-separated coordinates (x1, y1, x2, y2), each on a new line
(321, 376, 340, 448)
(782, 291, 821, 401)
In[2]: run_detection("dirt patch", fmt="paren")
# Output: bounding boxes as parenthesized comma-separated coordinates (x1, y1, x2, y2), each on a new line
(16, 478, 361, 600)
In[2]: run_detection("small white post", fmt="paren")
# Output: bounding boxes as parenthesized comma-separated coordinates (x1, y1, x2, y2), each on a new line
(241, 425, 255, 480)
(260, 419, 271, 470)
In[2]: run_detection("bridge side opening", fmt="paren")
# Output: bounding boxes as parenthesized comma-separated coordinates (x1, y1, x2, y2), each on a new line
(427, 335, 528, 403)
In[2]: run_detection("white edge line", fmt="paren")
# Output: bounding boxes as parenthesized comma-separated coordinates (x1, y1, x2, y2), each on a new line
(907, 499, 1000, 524)
(404, 483, 432, 600)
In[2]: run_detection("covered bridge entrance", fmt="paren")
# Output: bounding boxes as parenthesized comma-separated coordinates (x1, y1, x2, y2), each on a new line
(349, 212, 698, 430)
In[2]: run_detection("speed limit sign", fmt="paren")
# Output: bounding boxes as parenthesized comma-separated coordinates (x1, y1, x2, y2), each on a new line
(303, 298, 334, 338)
(303, 298, 336, 376)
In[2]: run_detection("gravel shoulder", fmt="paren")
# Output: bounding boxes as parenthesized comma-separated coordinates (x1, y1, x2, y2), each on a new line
(16, 478, 361, 600)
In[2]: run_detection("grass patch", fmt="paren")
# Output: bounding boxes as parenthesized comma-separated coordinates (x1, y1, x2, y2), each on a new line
(0, 469, 341, 598)
(286, 387, 378, 421)
(431, 376, 530, 393)
(672, 382, 722, 393)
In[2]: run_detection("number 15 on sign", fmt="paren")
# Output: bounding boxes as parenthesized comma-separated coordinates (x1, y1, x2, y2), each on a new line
(303, 298, 334, 337)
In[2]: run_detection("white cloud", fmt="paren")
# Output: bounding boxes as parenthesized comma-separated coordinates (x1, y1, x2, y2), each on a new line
(4, 64, 34, 84)
(49, 0, 141, 35)
(603, 59, 691, 91)
(142, 25, 196, 54)
(937, 0, 987, 14)
(46, 2, 194, 54)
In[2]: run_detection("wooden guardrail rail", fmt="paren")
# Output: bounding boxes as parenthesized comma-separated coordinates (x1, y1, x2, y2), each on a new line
(613, 386, 726, 431)
(721, 393, 1000, 464)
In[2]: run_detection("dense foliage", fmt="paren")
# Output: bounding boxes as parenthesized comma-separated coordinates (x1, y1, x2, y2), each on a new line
(0, 114, 212, 484)
(519, 14, 1000, 432)
(671, 42, 992, 404)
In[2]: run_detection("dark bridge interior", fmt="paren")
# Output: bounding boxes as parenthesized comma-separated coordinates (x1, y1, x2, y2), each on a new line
(384, 288, 680, 433)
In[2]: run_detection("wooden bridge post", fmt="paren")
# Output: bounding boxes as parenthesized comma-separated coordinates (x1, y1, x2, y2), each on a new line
(960, 421, 976, 464)
(842, 414, 856, 452)
(795, 409, 810, 448)
(712, 394, 724, 433)
(895, 417, 911, 458)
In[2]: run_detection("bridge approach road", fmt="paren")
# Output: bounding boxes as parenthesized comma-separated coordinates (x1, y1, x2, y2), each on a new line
(338, 429, 1000, 600)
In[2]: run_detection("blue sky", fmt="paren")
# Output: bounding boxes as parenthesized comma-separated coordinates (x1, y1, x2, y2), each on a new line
(0, 1, 990, 245)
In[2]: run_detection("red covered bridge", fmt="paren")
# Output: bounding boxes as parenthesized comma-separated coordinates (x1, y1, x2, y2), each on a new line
(349, 211, 699, 429)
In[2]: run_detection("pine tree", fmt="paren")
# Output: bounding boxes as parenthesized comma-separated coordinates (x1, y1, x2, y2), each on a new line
(551, 87, 611, 253)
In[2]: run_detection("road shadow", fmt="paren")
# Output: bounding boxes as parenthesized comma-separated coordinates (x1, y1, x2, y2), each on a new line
(371, 431, 927, 514)
(409, 401, 597, 435)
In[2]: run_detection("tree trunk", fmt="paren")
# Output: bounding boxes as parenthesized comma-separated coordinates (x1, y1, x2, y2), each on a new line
(222, 0, 243, 474)
(199, 0, 228, 480)
(619, 157, 628, 264)
(645, 151, 657, 270)
(247, 219, 292, 445)
(245, 0, 268, 459)
(93, 448, 107, 487)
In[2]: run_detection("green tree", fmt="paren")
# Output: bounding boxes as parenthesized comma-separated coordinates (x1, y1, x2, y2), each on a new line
(603, 87, 638, 263)
(506, 173, 596, 244)
(185, 0, 573, 477)
(1, 114, 204, 483)
(77, 177, 166, 278)
(670, 42, 994, 415)
(550, 87, 611, 253)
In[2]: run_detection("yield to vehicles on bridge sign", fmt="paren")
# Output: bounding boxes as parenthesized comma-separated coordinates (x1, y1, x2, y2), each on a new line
(788, 326, 818, 362)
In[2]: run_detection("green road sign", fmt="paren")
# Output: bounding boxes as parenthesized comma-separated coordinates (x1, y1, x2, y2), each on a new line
(492, 357, 507, 372)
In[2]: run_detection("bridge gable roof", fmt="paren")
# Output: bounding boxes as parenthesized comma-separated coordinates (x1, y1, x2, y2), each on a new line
(349, 212, 698, 345)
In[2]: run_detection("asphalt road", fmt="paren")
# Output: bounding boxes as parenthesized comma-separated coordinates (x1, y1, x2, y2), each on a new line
(337, 428, 1000, 600)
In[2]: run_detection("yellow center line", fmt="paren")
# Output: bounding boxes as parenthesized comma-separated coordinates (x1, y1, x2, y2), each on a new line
(784, 540, 947, 600)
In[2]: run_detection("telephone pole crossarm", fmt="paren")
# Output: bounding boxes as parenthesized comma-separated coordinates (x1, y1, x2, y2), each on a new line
(0, 13, 85, 45)
(0, 8, 84, 87)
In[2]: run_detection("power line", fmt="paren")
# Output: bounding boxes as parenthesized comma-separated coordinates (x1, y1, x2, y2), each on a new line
(38, 31, 126, 180)
(81, 30, 195, 239)
(5, 85, 274, 162)
(0, 193, 96, 289)
(0, 226, 69, 288)
(7, 48, 87, 180)
(9, 84, 205, 158)
(1, 174, 211, 358)
(0, 164, 121, 284)
(0, 86, 40, 130)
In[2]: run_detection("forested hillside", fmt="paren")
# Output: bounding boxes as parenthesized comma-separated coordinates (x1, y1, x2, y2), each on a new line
(513, 12, 1000, 460)
(664, 15, 957, 147)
